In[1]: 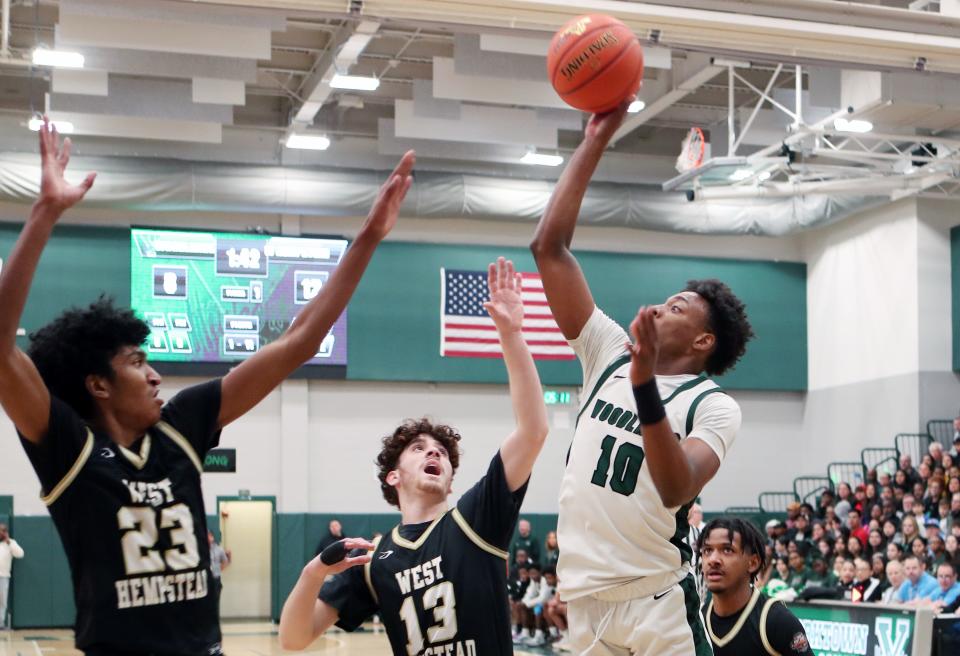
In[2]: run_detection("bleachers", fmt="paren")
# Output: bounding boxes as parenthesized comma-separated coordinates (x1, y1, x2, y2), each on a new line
(926, 419, 954, 450)
(754, 419, 954, 518)
(827, 461, 865, 488)
(793, 476, 831, 507)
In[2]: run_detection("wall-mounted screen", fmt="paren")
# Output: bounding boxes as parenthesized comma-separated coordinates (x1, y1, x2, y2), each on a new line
(131, 228, 348, 372)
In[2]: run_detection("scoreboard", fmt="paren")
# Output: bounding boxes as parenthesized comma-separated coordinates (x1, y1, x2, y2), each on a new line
(131, 228, 348, 371)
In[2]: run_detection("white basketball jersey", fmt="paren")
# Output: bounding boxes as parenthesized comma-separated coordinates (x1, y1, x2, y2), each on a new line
(557, 307, 741, 601)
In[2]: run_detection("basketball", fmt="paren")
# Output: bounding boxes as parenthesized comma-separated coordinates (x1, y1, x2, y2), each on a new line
(547, 14, 644, 114)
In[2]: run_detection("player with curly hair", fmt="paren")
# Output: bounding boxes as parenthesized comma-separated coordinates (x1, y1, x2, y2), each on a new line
(280, 257, 550, 655)
(0, 118, 414, 656)
(530, 98, 755, 656)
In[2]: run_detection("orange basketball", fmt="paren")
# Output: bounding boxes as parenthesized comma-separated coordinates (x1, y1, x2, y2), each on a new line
(547, 14, 643, 114)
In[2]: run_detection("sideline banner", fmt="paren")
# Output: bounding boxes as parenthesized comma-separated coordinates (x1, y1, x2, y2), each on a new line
(788, 602, 915, 656)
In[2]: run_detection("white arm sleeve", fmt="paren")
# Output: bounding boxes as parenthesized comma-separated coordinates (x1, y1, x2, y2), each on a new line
(569, 307, 630, 395)
(9, 540, 24, 559)
(686, 393, 741, 463)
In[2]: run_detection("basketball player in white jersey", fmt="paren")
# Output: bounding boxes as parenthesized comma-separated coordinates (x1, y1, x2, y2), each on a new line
(530, 98, 755, 655)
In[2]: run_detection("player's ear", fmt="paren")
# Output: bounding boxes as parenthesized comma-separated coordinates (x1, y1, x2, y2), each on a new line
(693, 331, 715, 353)
(748, 553, 761, 577)
(85, 373, 110, 399)
(386, 469, 400, 486)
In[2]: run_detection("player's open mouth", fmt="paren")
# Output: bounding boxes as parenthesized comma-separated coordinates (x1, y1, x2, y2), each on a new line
(424, 461, 441, 476)
(706, 570, 724, 580)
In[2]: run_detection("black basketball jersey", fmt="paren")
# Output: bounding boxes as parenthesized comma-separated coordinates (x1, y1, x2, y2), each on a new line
(18, 380, 223, 656)
(321, 452, 527, 656)
(705, 588, 813, 656)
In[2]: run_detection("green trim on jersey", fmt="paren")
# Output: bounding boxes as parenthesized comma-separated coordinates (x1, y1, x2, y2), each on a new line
(684, 387, 727, 435)
(662, 374, 708, 405)
(575, 354, 631, 427)
(681, 574, 713, 656)
(671, 500, 695, 565)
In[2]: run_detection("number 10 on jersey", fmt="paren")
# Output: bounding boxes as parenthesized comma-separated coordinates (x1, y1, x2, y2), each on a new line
(590, 435, 645, 496)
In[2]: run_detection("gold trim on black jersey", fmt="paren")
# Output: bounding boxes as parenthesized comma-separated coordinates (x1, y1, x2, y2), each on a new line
(156, 420, 204, 474)
(706, 586, 762, 647)
(451, 508, 509, 560)
(365, 535, 382, 604)
(758, 596, 782, 656)
(41, 428, 94, 506)
(118, 435, 151, 470)
(391, 513, 445, 550)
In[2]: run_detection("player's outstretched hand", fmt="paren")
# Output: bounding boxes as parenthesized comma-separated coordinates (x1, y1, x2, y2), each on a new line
(304, 537, 375, 581)
(483, 257, 524, 335)
(627, 306, 660, 385)
(36, 116, 96, 216)
(584, 95, 634, 145)
(361, 150, 415, 241)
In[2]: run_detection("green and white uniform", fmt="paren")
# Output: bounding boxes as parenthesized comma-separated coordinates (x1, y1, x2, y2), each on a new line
(559, 307, 741, 655)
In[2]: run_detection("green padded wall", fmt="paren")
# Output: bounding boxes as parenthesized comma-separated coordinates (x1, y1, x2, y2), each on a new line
(348, 242, 807, 390)
(0, 224, 806, 389)
(10, 516, 75, 628)
(0, 223, 129, 352)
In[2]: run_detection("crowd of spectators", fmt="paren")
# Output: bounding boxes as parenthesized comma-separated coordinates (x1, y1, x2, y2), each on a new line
(507, 519, 568, 650)
(758, 435, 960, 613)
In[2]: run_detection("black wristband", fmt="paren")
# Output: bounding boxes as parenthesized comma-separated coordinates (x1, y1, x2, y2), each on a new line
(320, 539, 349, 565)
(633, 378, 666, 425)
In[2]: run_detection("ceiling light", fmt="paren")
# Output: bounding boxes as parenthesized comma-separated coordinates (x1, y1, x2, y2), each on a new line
(627, 100, 646, 113)
(329, 74, 380, 91)
(757, 171, 772, 181)
(28, 118, 74, 134)
(729, 168, 754, 181)
(833, 118, 873, 133)
(520, 152, 563, 166)
(32, 48, 84, 69)
(285, 133, 331, 150)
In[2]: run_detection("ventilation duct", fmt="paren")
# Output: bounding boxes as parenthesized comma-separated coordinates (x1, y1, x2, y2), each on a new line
(0, 153, 885, 237)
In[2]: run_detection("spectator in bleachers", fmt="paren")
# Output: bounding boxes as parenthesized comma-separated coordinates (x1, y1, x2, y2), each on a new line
(510, 519, 540, 567)
(810, 520, 826, 545)
(897, 555, 939, 604)
(786, 513, 811, 545)
(508, 564, 531, 639)
(894, 469, 910, 493)
(866, 528, 886, 558)
(511, 548, 533, 578)
(764, 519, 785, 546)
(786, 551, 809, 592)
(847, 508, 868, 548)
(847, 535, 864, 561)
(930, 561, 960, 611)
(774, 556, 790, 583)
(882, 517, 901, 545)
(785, 501, 802, 529)
(805, 555, 837, 589)
(853, 485, 869, 514)
(910, 536, 930, 567)
(930, 440, 945, 461)
(900, 454, 922, 488)
(945, 534, 959, 565)
(816, 537, 834, 563)
(881, 559, 906, 604)
(951, 426, 960, 458)
(871, 553, 888, 585)
(886, 541, 905, 563)
(543, 531, 559, 567)
(816, 489, 835, 519)
(925, 478, 946, 515)
(852, 556, 884, 602)
(902, 515, 922, 546)
(836, 559, 856, 599)
(936, 498, 952, 534)
(878, 470, 893, 490)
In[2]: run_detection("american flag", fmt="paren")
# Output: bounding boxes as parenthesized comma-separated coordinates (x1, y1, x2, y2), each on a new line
(440, 268, 575, 360)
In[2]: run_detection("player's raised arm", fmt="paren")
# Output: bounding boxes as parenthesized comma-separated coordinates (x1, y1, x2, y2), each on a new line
(279, 537, 374, 650)
(529, 99, 632, 340)
(217, 151, 414, 428)
(0, 119, 96, 442)
(627, 307, 720, 508)
(484, 258, 550, 491)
